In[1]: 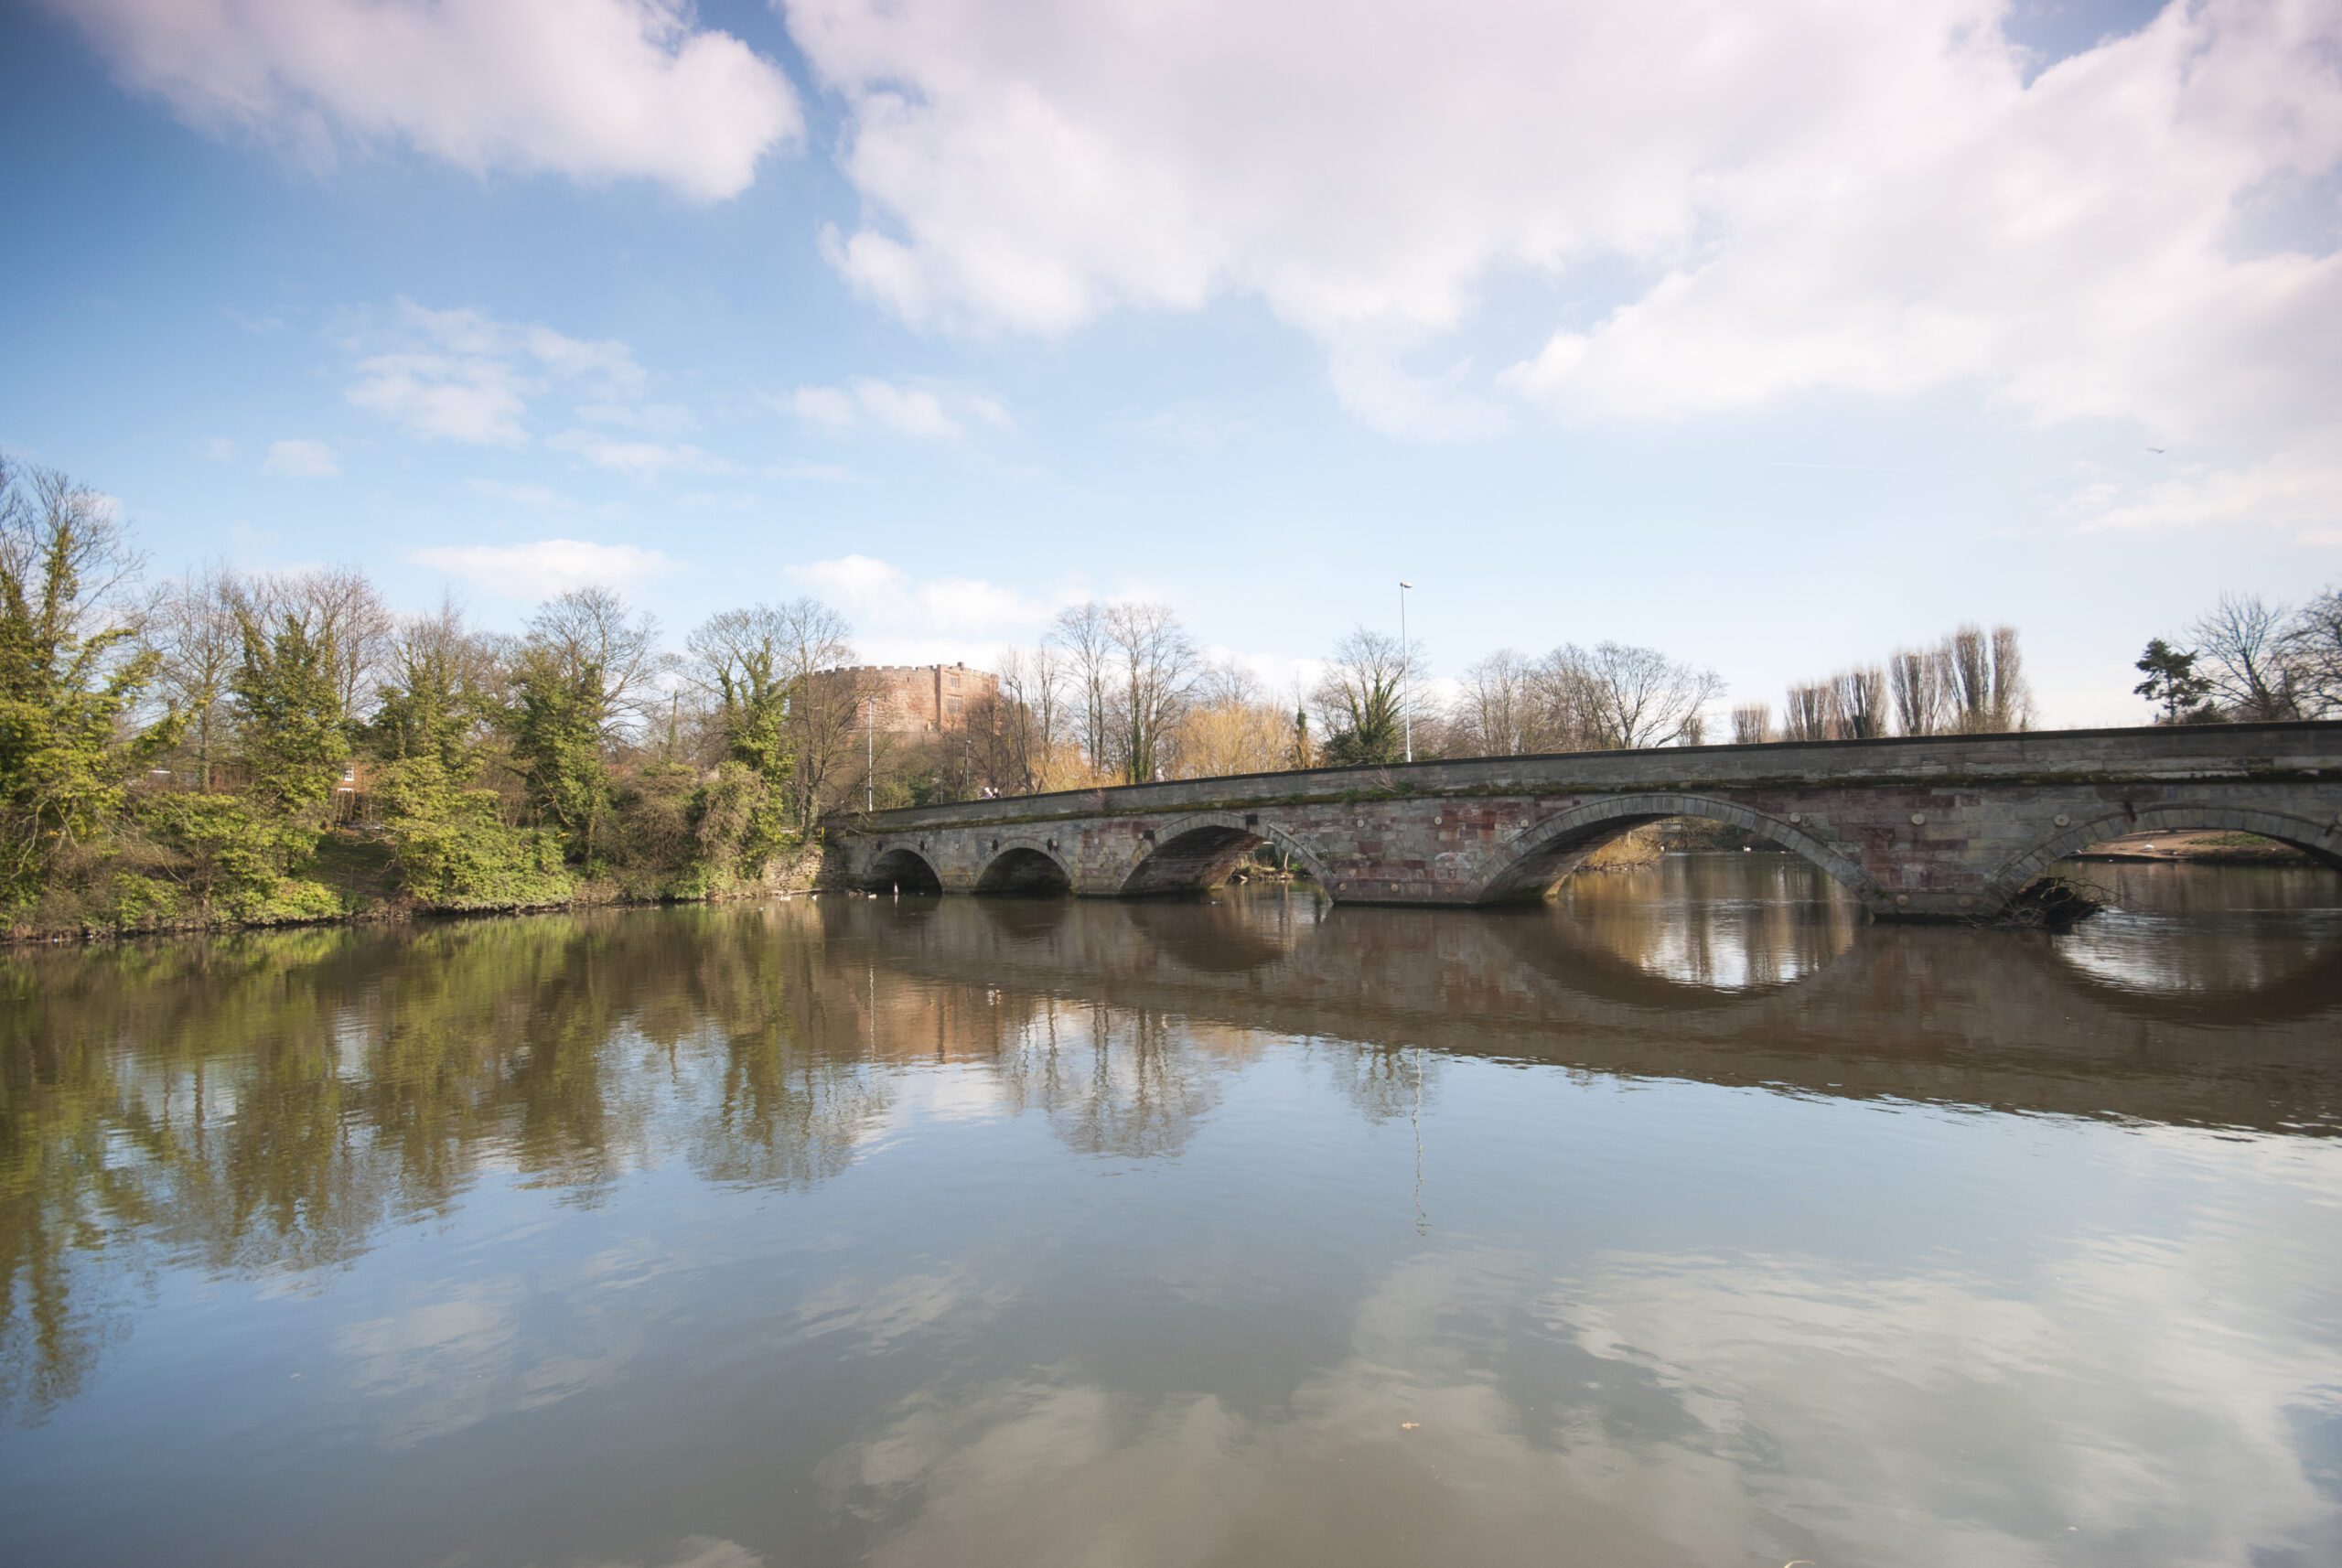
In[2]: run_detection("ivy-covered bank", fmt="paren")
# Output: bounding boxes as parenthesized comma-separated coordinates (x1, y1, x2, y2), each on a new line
(2, 463, 857, 941)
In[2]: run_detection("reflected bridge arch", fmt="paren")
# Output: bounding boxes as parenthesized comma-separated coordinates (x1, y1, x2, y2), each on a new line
(1475, 792, 1884, 907)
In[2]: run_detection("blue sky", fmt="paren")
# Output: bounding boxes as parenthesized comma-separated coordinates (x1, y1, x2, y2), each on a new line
(3, 0, 2337, 725)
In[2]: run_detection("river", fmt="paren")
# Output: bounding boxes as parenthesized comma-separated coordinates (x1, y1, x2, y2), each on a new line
(3, 854, 2339, 1566)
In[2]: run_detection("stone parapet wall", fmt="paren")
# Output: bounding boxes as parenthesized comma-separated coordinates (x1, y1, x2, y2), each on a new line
(828, 721, 2342, 921)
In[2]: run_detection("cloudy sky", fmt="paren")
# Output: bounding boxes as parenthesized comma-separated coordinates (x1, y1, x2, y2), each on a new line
(3, 0, 2337, 724)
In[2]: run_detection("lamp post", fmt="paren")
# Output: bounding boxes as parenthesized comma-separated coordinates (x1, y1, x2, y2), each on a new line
(866, 694, 876, 812)
(1399, 580, 1414, 763)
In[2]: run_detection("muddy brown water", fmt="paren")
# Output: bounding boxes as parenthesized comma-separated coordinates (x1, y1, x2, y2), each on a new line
(4, 854, 2340, 1566)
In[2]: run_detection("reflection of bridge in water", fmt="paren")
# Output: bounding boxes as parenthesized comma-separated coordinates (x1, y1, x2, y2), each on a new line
(819, 874, 2342, 1137)
(832, 720, 2342, 920)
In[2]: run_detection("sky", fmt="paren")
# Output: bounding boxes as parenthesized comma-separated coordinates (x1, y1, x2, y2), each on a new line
(2, 0, 2337, 727)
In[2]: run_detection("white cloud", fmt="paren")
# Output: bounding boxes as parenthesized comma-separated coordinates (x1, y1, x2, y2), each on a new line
(790, 554, 1055, 649)
(788, 377, 1008, 440)
(854, 379, 964, 439)
(465, 478, 570, 509)
(409, 537, 685, 598)
(1328, 349, 1511, 444)
(1498, 5, 2342, 465)
(1123, 403, 1257, 449)
(262, 437, 339, 477)
(346, 298, 656, 447)
(785, 0, 2342, 526)
(197, 436, 236, 462)
(790, 385, 859, 429)
(768, 460, 855, 483)
(2069, 448, 2342, 542)
(547, 429, 727, 478)
(55, 0, 800, 201)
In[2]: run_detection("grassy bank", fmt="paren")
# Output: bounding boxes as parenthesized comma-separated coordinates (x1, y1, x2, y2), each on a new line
(4, 831, 830, 945)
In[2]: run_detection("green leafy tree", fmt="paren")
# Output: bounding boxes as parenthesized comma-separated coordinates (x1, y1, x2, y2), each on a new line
(232, 612, 349, 814)
(2133, 638, 2215, 724)
(370, 605, 493, 774)
(0, 463, 171, 905)
(133, 791, 333, 920)
(684, 605, 808, 878)
(509, 650, 610, 864)
(371, 756, 573, 908)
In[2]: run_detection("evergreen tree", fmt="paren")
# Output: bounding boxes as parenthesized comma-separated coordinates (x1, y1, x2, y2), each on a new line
(232, 612, 349, 811)
(510, 650, 610, 864)
(371, 625, 488, 773)
(0, 464, 168, 903)
(2133, 638, 2214, 724)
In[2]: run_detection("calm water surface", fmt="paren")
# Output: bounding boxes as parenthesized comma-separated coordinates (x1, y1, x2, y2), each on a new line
(5, 854, 2341, 1567)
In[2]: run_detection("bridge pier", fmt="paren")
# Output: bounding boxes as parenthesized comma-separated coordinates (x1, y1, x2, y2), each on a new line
(828, 724, 2342, 919)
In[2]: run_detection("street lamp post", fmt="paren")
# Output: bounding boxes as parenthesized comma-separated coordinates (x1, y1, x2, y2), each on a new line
(1399, 581, 1414, 763)
(866, 695, 876, 812)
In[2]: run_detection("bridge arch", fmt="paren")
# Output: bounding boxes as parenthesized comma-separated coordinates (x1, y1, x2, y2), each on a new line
(1989, 802, 2342, 897)
(1118, 813, 1335, 897)
(1475, 792, 1885, 906)
(974, 839, 1076, 895)
(865, 844, 943, 894)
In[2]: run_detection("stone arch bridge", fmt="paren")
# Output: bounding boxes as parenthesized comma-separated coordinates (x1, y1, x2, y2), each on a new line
(826, 721, 2342, 921)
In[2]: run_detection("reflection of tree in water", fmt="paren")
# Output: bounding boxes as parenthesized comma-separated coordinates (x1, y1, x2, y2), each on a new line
(991, 1003, 1225, 1159)
(1307, 1039, 1441, 1126)
(0, 905, 893, 1420)
(671, 927, 892, 1189)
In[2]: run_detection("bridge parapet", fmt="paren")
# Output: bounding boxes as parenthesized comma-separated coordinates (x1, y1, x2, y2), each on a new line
(827, 721, 2342, 919)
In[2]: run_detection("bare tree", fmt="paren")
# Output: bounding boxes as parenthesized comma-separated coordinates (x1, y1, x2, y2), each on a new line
(973, 646, 1072, 800)
(145, 563, 243, 788)
(525, 585, 668, 742)
(1933, 623, 2031, 732)
(2188, 592, 2297, 720)
(0, 463, 146, 632)
(1832, 665, 1889, 739)
(1782, 682, 1837, 742)
(1888, 648, 1943, 736)
(1988, 625, 2031, 731)
(1523, 650, 1598, 750)
(1050, 602, 1115, 778)
(1103, 601, 1196, 782)
(1730, 703, 1772, 745)
(295, 566, 394, 725)
(1452, 649, 1538, 756)
(2279, 585, 2342, 716)
(1313, 627, 1412, 765)
(1566, 642, 1722, 749)
(1942, 625, 1991, 729)
(778, 600, 860, 823)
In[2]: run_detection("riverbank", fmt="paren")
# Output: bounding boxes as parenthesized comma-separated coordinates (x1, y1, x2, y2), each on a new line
(2, 834, 833, 946)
